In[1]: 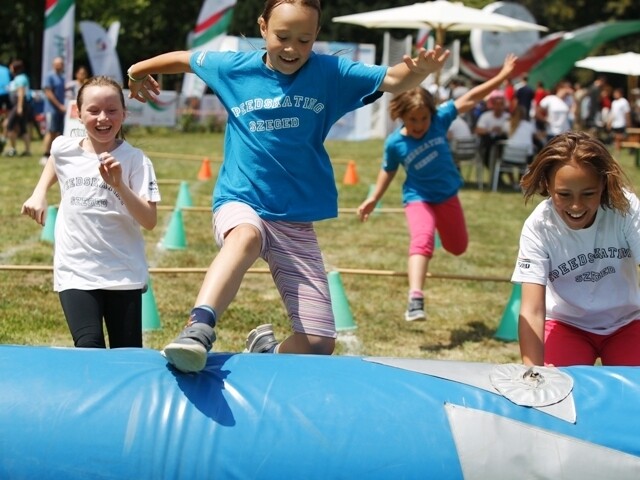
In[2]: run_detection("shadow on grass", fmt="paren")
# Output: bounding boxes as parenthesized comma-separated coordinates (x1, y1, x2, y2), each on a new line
(419, 321, 494, 353)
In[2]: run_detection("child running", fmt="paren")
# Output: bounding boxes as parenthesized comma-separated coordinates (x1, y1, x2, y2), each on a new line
(513, 131, 640, 367)
(357, 54, 517, 322)
(21, 76, 161, 348)
(128, 0, 449, 372)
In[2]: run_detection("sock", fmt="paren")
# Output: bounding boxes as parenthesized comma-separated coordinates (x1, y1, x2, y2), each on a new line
(189, 305, 217, 327)
(409, 290, 424, 300)
(267, 343, 279, 354)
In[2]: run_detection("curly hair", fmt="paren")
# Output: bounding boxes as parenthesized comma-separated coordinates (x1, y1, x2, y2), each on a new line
(388, 87, 436, 121)
(520, 131, 633, 213)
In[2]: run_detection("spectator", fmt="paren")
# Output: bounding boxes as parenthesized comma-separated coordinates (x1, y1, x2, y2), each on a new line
(536, 80, 573, 143)
(4, 59, 33, 157)
(41, 56, 67, 165)
(475, 89, 510, 168)
(607, 87, 631, 153)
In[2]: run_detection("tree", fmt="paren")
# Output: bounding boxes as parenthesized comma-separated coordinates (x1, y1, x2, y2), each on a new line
(1, 0, 638, 89)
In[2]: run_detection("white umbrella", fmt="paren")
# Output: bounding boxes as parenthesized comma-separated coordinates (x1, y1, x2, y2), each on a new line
(574, 52, 640, 76)
(332, 1, 547, 47)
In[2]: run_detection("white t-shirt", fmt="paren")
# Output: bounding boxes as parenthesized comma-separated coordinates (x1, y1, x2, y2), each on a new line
(503, 119, 536, 155)
(51, 136, 161, 291)
(511, 192, 640, 334)
(476, 110, 510, 133)
(609, 97, 631, 129)
(539, 95, 570, 136)
(447, 116, 472, 140)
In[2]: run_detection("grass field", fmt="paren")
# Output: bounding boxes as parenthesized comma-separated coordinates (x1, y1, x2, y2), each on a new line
(2, 129, 638, 363)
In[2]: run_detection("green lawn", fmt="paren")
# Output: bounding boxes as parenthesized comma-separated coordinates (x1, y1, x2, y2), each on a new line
(2, 129, 638, 363)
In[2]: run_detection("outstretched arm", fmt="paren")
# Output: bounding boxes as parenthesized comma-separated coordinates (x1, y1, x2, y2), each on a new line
(357, 169, 397, 222)
(454, 53, 517, 115)
(380, 46, 450, 94)
(518, 282, 547, 366)
(127, 51, 192, 103)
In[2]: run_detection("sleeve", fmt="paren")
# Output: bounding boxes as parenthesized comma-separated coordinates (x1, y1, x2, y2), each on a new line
(382, 136, 401, 172)
(130, 150, 161, 203)
(511, 215, 550, 286)
(334, 56, 387, 113)
(623, 191, 640, 263)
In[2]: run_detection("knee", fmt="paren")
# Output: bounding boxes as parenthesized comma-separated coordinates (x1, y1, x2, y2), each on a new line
(308, 336, 335, 355)
(225, 224, 262, 255)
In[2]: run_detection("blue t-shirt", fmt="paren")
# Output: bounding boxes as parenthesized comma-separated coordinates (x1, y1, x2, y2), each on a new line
(8, 73, 31, 103)
(0, 65, 10, 96)
(383, 100, 463, 204)
(190, 50, 387, 222)
(44, 71, 66, 113)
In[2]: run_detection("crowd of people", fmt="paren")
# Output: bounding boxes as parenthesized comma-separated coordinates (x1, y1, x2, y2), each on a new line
(10, 0, 640, 372)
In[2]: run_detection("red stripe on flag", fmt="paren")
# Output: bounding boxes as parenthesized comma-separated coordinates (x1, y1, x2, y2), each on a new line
(194, 7, 229, 35)
(45, 0, 57, 11)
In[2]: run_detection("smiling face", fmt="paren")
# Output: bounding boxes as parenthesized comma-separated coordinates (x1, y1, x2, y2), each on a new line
(548, 161, 604, 230)
(259, 2, 319, 75)
(79, 84, 126, 151)
(401, 106, 432, 140)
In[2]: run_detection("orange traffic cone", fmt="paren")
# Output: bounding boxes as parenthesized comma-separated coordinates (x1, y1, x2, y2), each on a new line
(343, 160, 359, 185)
(197, 157, 212, 181)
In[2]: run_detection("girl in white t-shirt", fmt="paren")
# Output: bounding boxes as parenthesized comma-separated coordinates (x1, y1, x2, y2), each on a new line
(511, 131, 640, 367)
(21, 76, 161, 348)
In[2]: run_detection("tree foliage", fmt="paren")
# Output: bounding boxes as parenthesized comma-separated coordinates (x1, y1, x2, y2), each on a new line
(1, 0, 638, 88)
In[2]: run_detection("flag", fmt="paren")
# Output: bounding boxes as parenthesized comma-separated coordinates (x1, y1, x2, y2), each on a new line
(79, 20, 123, 84)
(415, 27, 431, 51)
(42, 0, 75, 86)
(181, 0, 236, 99)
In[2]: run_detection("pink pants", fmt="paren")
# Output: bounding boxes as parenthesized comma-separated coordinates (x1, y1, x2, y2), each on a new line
(544, 319, 640, 366)
(405, 196, 468, 258)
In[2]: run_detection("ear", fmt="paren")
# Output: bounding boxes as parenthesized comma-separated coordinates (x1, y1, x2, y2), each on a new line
(258, 16, 267, 39)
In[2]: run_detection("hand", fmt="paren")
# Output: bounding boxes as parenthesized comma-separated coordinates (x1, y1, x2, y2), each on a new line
(128, 75, 160, 103)
(402, 45, 450, 76)
(98, 152, 123, 189)
(356, 199, 378, 222)
(500, 53, 518, 77)
(21, 197, 48, 226)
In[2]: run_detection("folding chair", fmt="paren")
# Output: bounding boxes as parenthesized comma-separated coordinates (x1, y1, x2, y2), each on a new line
(491, 144, 530, 192)
(451, 136, 483, 189)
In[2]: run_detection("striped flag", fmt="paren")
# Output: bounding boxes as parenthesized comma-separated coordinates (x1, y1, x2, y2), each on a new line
(42, 0, 75, 86)
(415, 27, 431, 51)
(181, 0, 236, 99)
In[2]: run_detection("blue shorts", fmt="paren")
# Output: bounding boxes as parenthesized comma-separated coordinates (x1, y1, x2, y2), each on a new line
(45, 110, 65, 134)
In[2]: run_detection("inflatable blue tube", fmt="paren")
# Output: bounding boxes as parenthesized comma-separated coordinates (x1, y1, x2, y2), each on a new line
(1, 345, 639, 479)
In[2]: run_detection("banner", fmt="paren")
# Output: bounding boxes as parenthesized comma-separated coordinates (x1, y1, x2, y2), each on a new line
(79, 20, 123, 84)
(181, 0, 236, 99)
(42, 0, 75, 87)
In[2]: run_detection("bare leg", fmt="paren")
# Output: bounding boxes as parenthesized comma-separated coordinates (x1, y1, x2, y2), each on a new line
(194, 224, 262, 314)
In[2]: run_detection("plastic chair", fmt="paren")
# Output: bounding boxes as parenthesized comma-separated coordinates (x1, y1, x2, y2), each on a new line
(491, 143, 530, 192)
(451, 136, 483, 189)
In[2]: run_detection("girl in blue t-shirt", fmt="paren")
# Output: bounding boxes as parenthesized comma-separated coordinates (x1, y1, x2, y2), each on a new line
(357, 54, 516, 322)
(127, 0, 450, 373)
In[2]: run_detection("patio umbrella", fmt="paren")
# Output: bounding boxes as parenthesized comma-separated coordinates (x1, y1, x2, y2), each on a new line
(575, 52, 640, 77)
(332, 1, 547, 48)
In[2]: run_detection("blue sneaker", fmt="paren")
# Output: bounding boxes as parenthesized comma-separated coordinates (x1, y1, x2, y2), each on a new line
(244, 324, 279, 353)
(162, 322, 215, 373)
